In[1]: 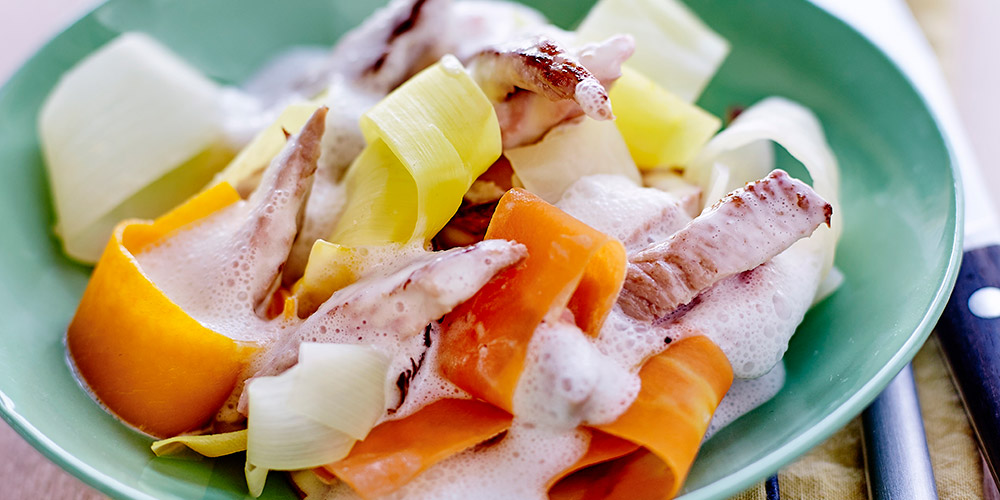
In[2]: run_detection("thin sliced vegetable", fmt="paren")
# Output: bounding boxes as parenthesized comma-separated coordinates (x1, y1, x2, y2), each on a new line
(589, 336, 733, 499)
(151, 430, 248, 458)
(440, 188, 626, 411)
(246, 342, 394, 496)
(576, 0, 729, 102)
(505, 116, 641, 204)
(324, 399, 512, 499)
(546, 430, 639, 490)
(329, 55, 501, 246)
(39, 32, 230, 263)
(293, 241, 364, 316)
(549, 448, 673, 500)
(608, 66, 721, 169)
(288, 343, 390, 440)
(66, 183, 251, 438)
(246, 366, 356, 474)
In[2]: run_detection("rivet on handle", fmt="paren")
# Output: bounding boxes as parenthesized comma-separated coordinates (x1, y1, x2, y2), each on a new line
(968, 287, 1000, 319)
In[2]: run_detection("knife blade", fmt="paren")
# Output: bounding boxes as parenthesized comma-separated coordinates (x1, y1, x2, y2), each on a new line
(812, 0, 1000, 487)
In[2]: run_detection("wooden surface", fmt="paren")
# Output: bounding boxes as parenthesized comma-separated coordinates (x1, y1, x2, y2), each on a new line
(0, 0, 998, 499)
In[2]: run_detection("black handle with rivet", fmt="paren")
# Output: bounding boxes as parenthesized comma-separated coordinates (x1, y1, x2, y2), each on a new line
(937, 244, 1000, 486)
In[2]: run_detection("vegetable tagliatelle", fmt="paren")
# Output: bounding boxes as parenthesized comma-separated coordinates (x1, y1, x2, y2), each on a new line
(48, 0, 845, 498)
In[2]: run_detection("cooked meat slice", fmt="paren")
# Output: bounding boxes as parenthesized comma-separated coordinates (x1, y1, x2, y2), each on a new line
(237, 108, 327, 314)
(251, 239, 528, 381)
(469, 35, 634, 148)
(620, 169, 832, 321)
(135, 108, 326, 332)
(323, 0, 452, 94)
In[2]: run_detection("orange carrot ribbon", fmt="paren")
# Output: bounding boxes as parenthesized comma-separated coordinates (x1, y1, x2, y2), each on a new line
(67, 183, 255, 437)
(324, 399, 512, 499)
(552, 336, 733, 499)
(439, 188, 627, 411)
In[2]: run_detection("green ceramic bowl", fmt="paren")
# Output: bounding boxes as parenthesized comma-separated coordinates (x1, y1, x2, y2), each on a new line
(0, 0, 960, 499)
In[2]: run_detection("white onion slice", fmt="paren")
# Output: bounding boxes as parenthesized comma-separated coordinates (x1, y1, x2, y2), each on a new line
(245, 342, 393, 496)
(506, 116, 640, 203)
(289, 343, 390, 440)
(246, 367, 355, 473)
(39, 32, 227, 262)
(575, 0, 730, 102)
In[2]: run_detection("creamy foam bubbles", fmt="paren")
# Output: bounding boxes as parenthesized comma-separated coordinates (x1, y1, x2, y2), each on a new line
(136, 203, 281, 342)
(705, 361, 785, 440)
(377, 422, 588, 500)
(556, 174, 691, 253)
(662, 241, 823, 378)
(514, 320, 640, 428)
(559, 174, 824, 379)
(378, 322, 471, 423)
(315, 424, 589, 500)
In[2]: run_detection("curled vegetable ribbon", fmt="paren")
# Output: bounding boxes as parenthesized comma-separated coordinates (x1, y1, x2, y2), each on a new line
(297, 56, 502, 313)
(436, 189, 733, 499)
(440, 188, 628, 412)
(67, 182, 256, 438)
(549, 336, 733, 499)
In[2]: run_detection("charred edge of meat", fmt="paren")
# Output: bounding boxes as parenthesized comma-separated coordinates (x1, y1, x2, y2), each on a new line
(390, 0, 429, 40)
(651, 295, 703, 327)
(424, 323, 433, 347)
(366, 0, 430, 75)
(387, 350, 427, 415)
(479, 38, 591, 100)
(432, 200, 500, 250)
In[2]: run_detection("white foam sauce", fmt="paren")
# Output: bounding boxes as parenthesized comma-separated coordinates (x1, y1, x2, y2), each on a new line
(555, 174, 691, 253)
(705, 361, 785, 440)
(513, 320, 640, 428)
(135, 203, 279, 342)
(662, 241, 823, 378)
(381, 323, 471, 422)
(373, 422, 588, 500)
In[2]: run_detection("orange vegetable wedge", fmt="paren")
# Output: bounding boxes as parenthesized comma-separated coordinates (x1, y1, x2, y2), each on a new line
(439, 188, 626, 411)
(551, 336, 733, 499)
(67, 183, 256, 438)
(547, 429, 639, 490)
(549, 448, 673, 500)
(323, 398, 512, 499)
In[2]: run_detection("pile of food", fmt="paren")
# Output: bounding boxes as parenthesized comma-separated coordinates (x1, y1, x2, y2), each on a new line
(40, 0, 843, 498)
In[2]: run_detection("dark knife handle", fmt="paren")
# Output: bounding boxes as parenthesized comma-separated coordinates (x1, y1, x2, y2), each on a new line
(937, 244, 1000, 486)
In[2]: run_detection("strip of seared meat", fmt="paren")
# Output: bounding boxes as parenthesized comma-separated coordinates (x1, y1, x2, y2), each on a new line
(246, 240, 527, 400)
(469, 35, 634, 148)
(620, 169, 832, 321)
(279, 0, 452, 98)
(242, 109, 327, 314)
(136, 108, 326, 333)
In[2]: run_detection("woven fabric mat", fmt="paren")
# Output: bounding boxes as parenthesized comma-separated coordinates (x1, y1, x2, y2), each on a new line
(729, 335, 985, 500)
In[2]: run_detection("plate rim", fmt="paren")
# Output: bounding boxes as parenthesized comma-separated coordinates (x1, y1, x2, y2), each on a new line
(0, 0, 965, 499)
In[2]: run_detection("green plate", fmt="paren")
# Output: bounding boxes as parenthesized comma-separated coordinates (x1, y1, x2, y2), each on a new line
(0, 0, 960, 499)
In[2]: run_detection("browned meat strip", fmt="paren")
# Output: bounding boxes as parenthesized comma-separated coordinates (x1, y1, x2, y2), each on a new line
(241, 107, 327, 315)
(620, 169, 832, 321)
(469, 35, 634, 148)
(247, 239, 527, 390)
(323, 0, 451, 94)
